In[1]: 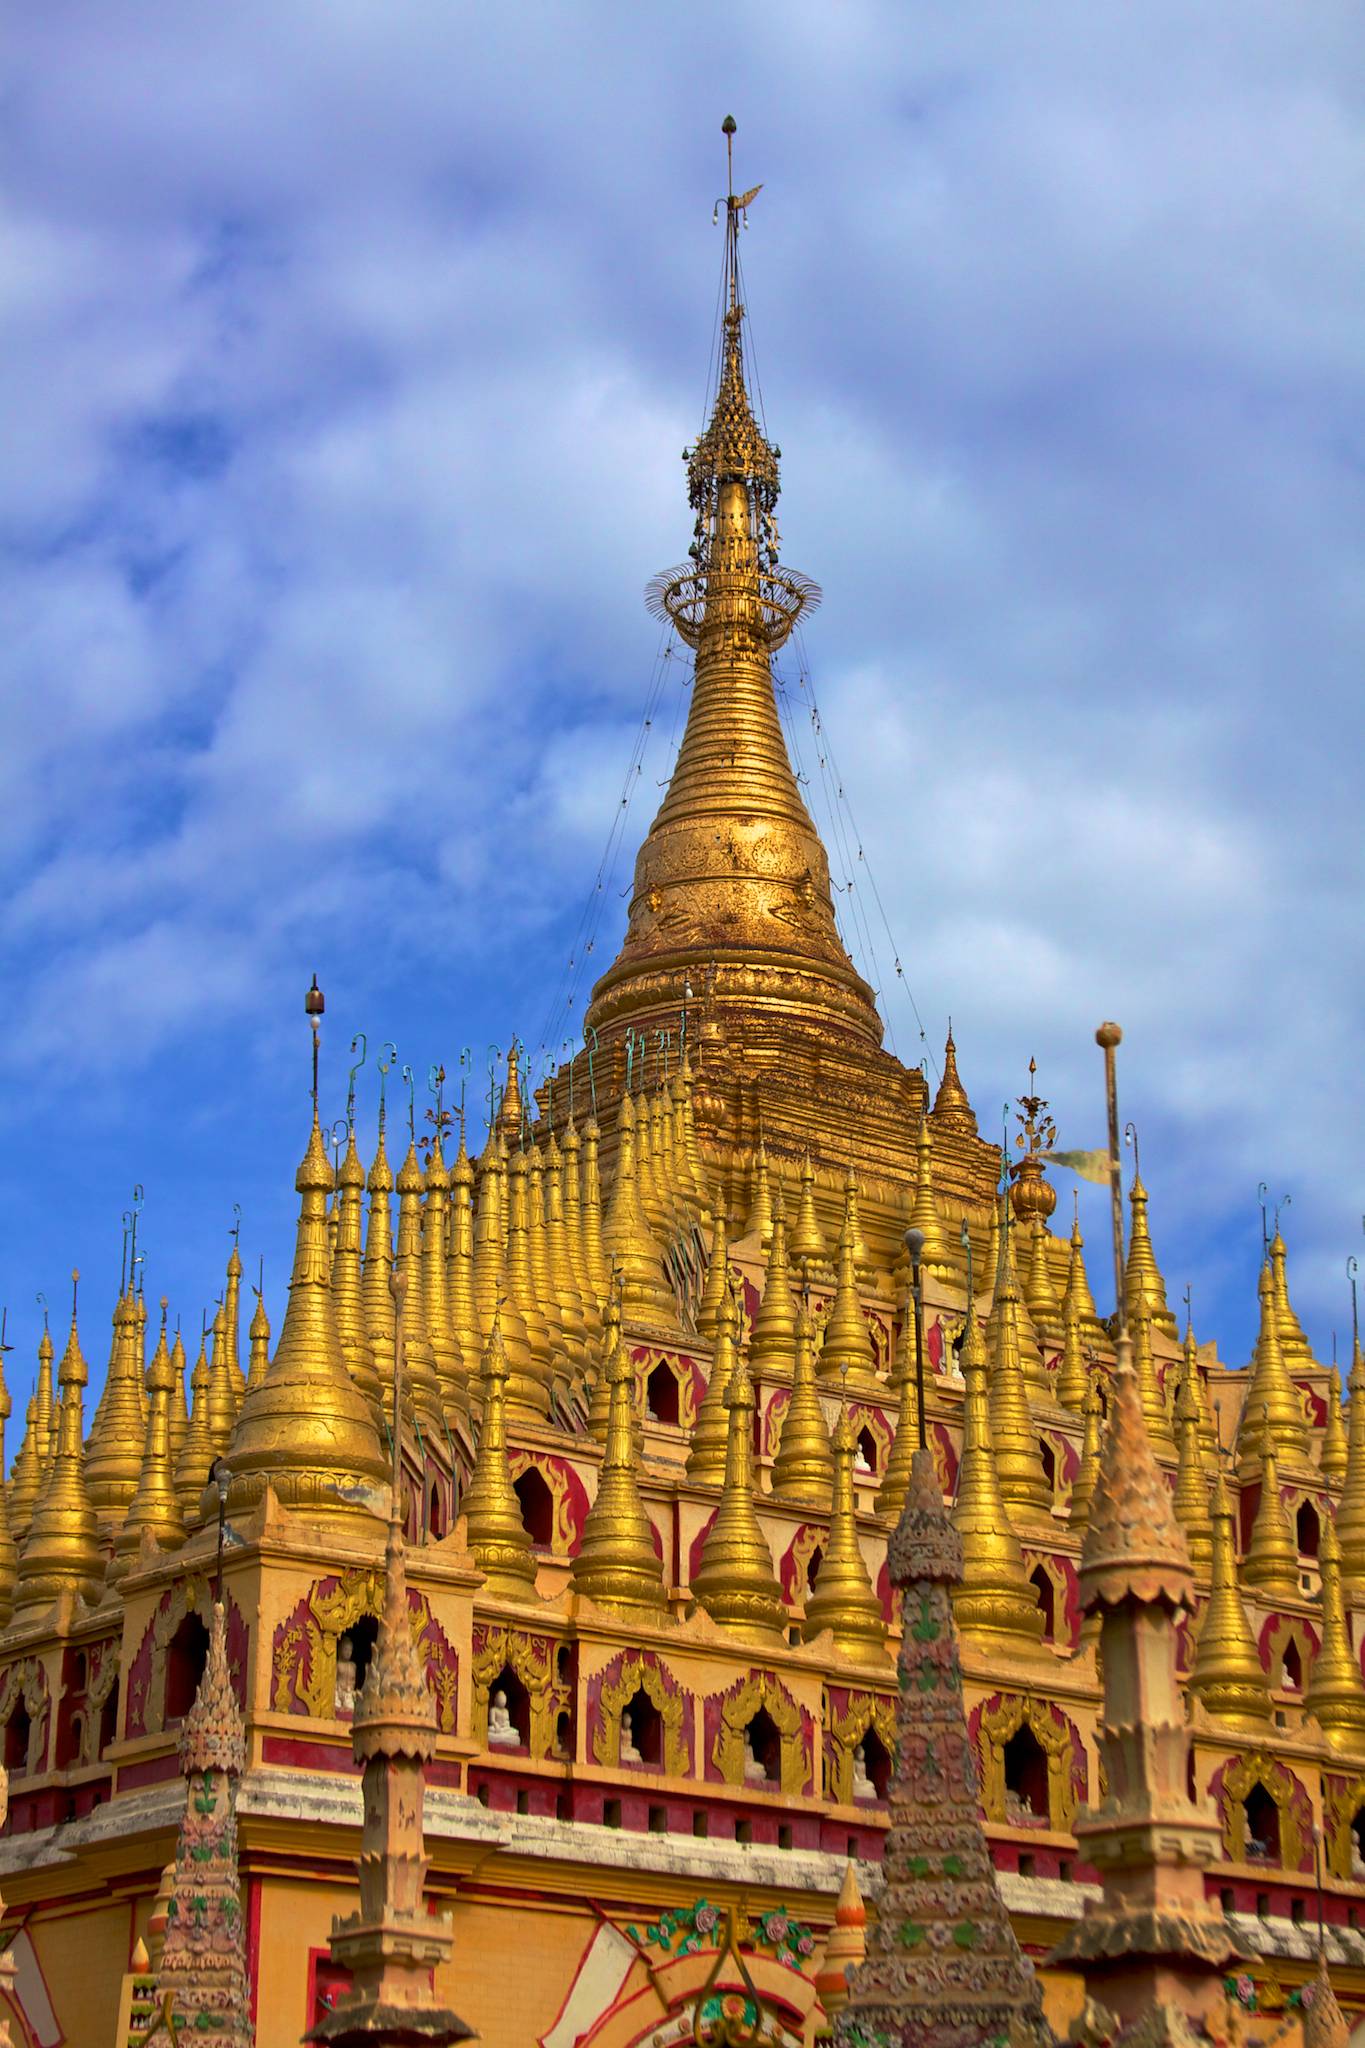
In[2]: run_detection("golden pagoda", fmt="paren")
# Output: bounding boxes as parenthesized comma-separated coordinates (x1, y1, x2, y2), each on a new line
(1, 125, 1361, 2048)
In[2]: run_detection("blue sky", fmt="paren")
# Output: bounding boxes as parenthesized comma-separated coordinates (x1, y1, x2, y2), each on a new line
(2, 3, 1363, 1410)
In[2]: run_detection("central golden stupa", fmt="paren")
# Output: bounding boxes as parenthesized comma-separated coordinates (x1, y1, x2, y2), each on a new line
(0, 124, 1358, 2048)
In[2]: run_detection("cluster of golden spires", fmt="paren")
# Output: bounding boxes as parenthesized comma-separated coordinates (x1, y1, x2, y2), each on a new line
(6, 125, 1365, 2048)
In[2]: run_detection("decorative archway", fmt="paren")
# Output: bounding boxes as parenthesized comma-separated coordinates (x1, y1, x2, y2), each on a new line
(0, 1662, 49, 1776)
(824, 1685, 896, 1806)
(973, 1692, 1085, 1832)
(507, 1448, 588, 1555)
(590, 1649, 691, 1777)
(472, 1622, 569, 1759)
(1323, 1769, 1365, 1880)
(706, 1671, 811, 1798)
(633, 1347, 698, 1433)
(269, 1566, 458, 1731)
(125, 1579, 248, 1740)
(1215, 1751, 1310, 1872)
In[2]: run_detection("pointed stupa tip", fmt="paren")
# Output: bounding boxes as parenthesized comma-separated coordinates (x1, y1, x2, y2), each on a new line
(1079, 1339, 1194, 1614)
(930, 1021, 978, 1136)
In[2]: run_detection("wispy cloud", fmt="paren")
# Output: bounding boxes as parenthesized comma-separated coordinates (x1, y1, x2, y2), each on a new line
(1, 1, 1361, 1385)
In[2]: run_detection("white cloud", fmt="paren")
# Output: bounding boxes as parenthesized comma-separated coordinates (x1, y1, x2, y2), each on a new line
(0, 0, 1361, 1371)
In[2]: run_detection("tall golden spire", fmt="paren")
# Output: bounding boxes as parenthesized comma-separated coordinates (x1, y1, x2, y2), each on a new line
(906, 1117, 955, 1282)
(1129, 1301, 1175, 1454)
(695, 1204, 731, 1342)
(14, 1279, 103, 1618)
(1124, 1165, 1177, 1337)
(471, 1123, 502, 1341)
(929, 1022, 977, 1136)
(1239, 1261, 1309, 1466)
(113, 1300, 186, 1577)
(579, 1115, 611, 1306)
(393, 1140, 445, 1437)
(361, 1121, 397, 1415)
(1171, 1340, 1213, 1572)
(205, 1303, 237, 1458)
(1063, 1203, 1106, 1348)
(527, 1139, 576, 1418)
(168, 1325, 190, 1465)
(818, 1177, 877, 1391)
(1321, 1362, 1349, 1486)
(1188, 1467, 1272, 1726)
(175, 1331, 215, 1528)
(788, 1149, 827, 1270)
(461, 1313, 537, 1600)
(1304, 1509, 1365, 1750)
(543, 1133, 593, 1387)
(802, 1395, 886, 1664)
(586, 1274, 625, 1446)
(686, 1286, 738, 1486)
(984, 1232, 1051, 1520)
(634, 1081, 667, 1241)
(1068, 1374, 1105, 1539)
(331, 1126, 382, 1421)
(570, 1311, 667, 1617)
(877, 1281, 922, 1525)
(1054, 1285, 1089, 1412)
(226, 1116, 388, 1529)
(951, 1309, 1043, 1644)
(446, 1127, 486, 1395)
(747, 1187, 798, 1375)
(7, 1346, 48, 1545)
(771, 1304, 834, 1509)
(1269, 1226, 1314, 1366)
(1240, 1409, 1300, 1602)
(84, 1287, 144, 1529)
(245, 1293, 269, 1395)
(985, 1199, 1045, 1395)
(586, 128, 878, 1053)
(690, 1344, 787, 1642)
(1334, 1337, 1365, 1582)
(33, 1323, 55, 1469)
(502, 1146, 555, 1420)
(600, 1095, 677, 1331)
(741, 1134, 774, 1247)
(668, 1064, 706, 1228)
(224, 1236, 245, 1401)
(1022, 1219, 1064, 1346)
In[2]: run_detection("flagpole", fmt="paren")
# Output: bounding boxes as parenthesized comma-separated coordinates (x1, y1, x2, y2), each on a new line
(1096, 1022, 1127, 1345)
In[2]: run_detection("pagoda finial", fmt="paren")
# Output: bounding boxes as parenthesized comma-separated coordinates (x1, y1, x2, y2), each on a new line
(112, 1298, 185, 1579)
(13, 1276, 103, 1619)
(1240, 1406, 1300, 1601)
(224, 1112, 387, 1531)
(461, 1310, 538, 1600)
(570, 1304, 667, 1618)
(747, 1185, 797, 1374)
(951, 1306, 1043, 1645)
(771, 1300, 834, 1509)
(690, 1338, 787, 1642)
(930, 1019, 977, 1136)
(1189, 1466, 1272, 1726)
(802, 1387, 886, 1664)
